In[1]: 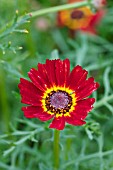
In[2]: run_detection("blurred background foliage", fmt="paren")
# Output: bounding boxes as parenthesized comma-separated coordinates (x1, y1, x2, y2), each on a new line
(0, 0, 113, 170)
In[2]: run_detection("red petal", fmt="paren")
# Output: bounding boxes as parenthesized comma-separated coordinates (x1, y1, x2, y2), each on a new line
(63, 59, 70, 84)
(81, 10, 105, 34)
(76, 77, 99, 100)
(72, 98, 95, 119)
(38, 63, 52, 88)
(18, 78, 42, 106)
(55, 59, 70, 86)
(28, 68, 50, 91)
(22, 106, 54, 121)
(90, 10, 105, 26)
(65, 115, 86, 126)
(45, 59, 57, 85)
(49, 116, 65, 130)
(29, 59, 70, 90)
(66, 65, 88, 90)
(57, 12, 64, 27)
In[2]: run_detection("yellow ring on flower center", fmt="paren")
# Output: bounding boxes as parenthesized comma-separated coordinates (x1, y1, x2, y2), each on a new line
(41, 86, 77, 118)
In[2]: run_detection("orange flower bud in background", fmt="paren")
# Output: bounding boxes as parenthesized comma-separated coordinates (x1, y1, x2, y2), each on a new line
(57, 0, 106, 34)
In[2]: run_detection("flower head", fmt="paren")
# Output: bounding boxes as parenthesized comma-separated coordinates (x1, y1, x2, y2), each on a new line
(57, 0, 106, 34)
(18, 59, 99, 130)
(58, 6, 94, 30)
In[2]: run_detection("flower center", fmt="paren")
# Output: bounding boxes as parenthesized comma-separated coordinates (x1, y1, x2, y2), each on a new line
(50, 91, 69, 109)
(45, 90, 72, 115)
(71, 10, 84, 19)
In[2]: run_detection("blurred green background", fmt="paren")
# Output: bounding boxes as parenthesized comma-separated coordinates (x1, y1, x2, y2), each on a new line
(0, 0, 113, 170)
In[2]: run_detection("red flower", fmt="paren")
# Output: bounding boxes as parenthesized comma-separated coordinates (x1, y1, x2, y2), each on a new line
(18, 59, 99, 130)
(57, 0, 106, 34)
(57, 6, 94, 30)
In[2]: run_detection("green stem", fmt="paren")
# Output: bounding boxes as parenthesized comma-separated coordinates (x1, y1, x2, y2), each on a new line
(94, 94, 113, 109)
(30, 1, 90, 18)
(54, 130, 60, 170)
